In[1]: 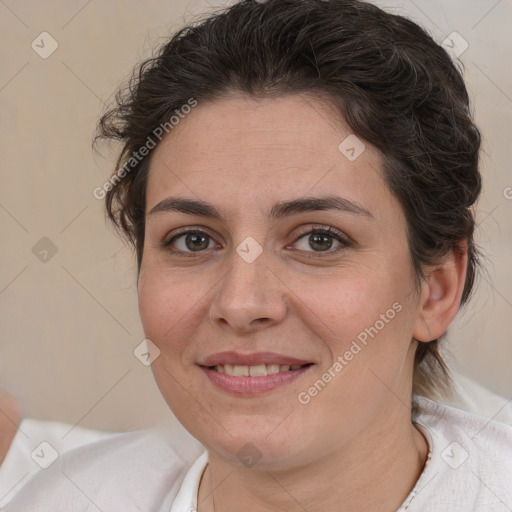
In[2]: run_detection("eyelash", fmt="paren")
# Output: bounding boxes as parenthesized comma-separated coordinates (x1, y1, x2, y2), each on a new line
(161, 225, 351, 259)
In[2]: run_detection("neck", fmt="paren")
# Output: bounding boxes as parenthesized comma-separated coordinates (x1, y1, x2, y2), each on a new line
(197, 404, 428, 512)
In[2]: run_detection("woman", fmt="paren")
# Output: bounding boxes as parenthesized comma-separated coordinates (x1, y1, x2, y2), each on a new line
(7, 0, 512, 510)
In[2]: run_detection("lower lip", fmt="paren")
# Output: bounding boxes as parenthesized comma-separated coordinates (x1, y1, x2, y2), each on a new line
(199, 365, 313, 395)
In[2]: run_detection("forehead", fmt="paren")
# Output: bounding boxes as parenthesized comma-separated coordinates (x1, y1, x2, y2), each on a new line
(146, 94, 391, 217)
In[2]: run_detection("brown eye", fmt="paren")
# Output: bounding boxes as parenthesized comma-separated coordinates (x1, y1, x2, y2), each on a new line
(293, 227, 350, 255)
(182, 233, 210, 251)
(163, 230, 217, 254)
(307, 233, 334, 252)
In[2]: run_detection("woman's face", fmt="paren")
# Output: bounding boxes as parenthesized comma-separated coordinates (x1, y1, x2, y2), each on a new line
(138, 94, 424, 468)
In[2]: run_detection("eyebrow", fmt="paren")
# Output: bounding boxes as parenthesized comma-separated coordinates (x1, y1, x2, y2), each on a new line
(147, 195, 374, 220)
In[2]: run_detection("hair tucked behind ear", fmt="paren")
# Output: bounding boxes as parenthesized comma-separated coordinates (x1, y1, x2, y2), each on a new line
(414, 340, 454, 401)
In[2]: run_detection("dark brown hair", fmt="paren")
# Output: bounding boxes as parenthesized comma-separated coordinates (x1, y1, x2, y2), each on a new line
(95, 0, 482, 400)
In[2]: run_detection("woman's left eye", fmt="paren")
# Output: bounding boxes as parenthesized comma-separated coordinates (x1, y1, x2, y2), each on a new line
(293, 227, 350, 255)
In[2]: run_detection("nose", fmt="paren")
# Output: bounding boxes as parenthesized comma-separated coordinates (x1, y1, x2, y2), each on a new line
(209, 247, 287, 333)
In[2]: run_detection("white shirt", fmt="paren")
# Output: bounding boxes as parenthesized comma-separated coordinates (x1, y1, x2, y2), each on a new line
(4, 397, 512, 511)
(0, 419, 109, 507)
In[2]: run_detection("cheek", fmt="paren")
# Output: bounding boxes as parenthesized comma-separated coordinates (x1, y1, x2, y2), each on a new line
(137, 262, 198, 348)
(293, 262, 416, 385)
(298, 265, 406, 336)
(301, 279, 414, 408)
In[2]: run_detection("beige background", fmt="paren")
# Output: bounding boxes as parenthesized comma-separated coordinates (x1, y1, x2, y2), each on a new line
(0, 0, 511, 433)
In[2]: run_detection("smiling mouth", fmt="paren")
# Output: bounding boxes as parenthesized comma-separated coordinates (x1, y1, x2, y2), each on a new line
(206, 363, 314, 376)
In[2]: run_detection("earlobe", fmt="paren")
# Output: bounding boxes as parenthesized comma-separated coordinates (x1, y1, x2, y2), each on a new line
(412, 243, 468, 343)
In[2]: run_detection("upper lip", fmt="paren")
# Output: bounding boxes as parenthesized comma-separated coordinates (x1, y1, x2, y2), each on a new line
(199, 351, 313, 367)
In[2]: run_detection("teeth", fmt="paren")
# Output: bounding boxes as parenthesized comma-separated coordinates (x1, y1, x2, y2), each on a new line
(213, 363, 305, 375)
(233, 365, 249, 377)
(249, 364, 267, 376)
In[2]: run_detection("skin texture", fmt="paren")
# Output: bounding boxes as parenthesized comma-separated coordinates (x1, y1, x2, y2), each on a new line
(0, 393, 20, 466)
(137, 93, 467, 512)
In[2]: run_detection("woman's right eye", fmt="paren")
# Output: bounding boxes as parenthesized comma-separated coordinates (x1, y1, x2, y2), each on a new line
(162, 229, 219, 256)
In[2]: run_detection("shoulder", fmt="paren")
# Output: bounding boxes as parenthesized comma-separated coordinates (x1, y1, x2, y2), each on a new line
(0, 418, 111, 507)
(409, 397, 512, 511)
(3, 426, 204, 512)
(414, 395, 512, 451)
(446, 373, 512, 425)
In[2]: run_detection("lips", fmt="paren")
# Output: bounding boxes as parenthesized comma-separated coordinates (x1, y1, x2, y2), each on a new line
(213, 363, 307, 376)
(199, 351, 313, 367)
(199, 362, 314, 394)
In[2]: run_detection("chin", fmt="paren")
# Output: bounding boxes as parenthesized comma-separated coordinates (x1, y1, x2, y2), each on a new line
(197, 421, 313, 471)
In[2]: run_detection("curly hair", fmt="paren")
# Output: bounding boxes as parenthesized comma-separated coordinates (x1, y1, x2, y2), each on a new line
(94, 0, 482, 401)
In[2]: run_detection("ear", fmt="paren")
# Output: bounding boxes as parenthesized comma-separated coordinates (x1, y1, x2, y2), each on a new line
(412, 243, 468, 343)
